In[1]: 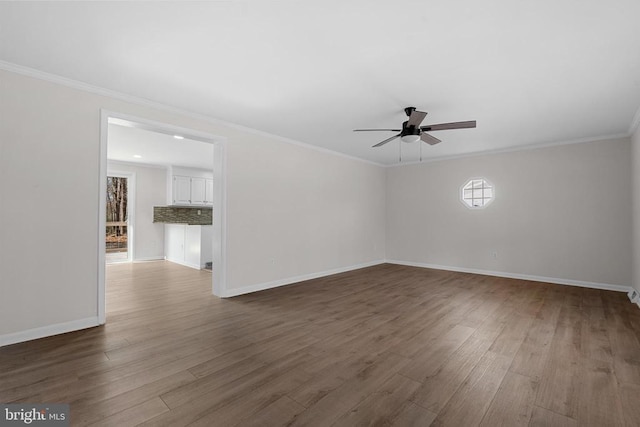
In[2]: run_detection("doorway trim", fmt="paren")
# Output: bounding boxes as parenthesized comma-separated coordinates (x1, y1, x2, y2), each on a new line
(98, 110, 228, 324)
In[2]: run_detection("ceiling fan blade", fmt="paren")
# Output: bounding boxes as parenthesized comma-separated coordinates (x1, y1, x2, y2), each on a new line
(420, 133, 441, 145)
(407, 110, 428, 127)
(421, 120, 476, 131)
(372, 134, 401, 148)
(353, 129, 402, 132)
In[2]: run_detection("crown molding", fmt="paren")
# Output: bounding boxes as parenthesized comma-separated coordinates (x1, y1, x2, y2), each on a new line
(0, 60, 384, 168)
(385, 132, 631, 168)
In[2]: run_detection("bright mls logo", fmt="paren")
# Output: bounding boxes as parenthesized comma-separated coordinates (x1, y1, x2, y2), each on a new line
(0, 404, 69, 426)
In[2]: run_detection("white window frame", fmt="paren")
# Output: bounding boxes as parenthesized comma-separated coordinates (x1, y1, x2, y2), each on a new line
(460, 177, 494, 209)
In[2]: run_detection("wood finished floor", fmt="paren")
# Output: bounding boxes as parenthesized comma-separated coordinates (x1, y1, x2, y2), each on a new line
(1, 262, 640, 426)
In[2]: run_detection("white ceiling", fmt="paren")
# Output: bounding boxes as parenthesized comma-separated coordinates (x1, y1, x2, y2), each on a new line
(2, 1, 640, 165)
(108, 123, 214, 170)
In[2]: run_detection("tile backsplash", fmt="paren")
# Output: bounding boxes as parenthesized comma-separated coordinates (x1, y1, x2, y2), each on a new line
(153, 206, 212, 225)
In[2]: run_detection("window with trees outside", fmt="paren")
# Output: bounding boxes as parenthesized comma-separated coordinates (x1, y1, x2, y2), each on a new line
(461, 178, 494, 208)
(106, 176, 128, 258)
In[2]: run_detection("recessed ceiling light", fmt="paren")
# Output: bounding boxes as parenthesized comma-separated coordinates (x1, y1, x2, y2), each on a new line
(173, 135, 184, 140)
(133, 154, 142, 158)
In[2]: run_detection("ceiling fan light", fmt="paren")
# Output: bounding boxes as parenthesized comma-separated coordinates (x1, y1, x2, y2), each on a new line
(401, 134, 421, 143)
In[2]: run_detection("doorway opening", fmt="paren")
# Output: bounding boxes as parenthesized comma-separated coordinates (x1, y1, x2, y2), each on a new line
(99, 111, 227, 325)
(105, 174, 134, 263)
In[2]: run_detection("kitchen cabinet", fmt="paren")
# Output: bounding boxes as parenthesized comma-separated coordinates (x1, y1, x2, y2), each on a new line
(164, 224, 213, 270)
(168, 167, 214, 206)
(190, 177, 206, 205)
(165, 224, 186, 264)
(205, 179, 214, 206)
(172, 176, 192, 205)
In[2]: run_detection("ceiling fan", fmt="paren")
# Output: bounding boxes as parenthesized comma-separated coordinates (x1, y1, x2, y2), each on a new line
(354, 107, 476, 148)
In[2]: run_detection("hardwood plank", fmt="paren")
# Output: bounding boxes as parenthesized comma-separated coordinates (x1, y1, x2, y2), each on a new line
(479, 371, 538, 426)
(619, 382, 640, 426)
(509, 291, 563, 380)
(411, 326, 503, 413)
(26, 343, 231, 405)
(391, 402, 437, 426)
(528, 405, 577, 427)
(187, 367, 313, 427)
(0, 352, 109, 394)
(187, 330, 317, 379)
(142, 353, 313, 426)
(288, 352, 380, 408)
(602, 291, 640, 385)
(535, 355, 581, 419)
(288, 352, 411, 426)
(399, 324, 476, 382)
(87, 397, 168, 427)
(161, 356, 276, 409)
(580, 290, 613, 362)
(576, 358, 625, 426)
(488, 310, 535, 361)
(332, 374, 422, 427)
(431, 351, 511, 426)
(240, 395, 306, 427)
(72, 370, 196, 426)
(535, 299, 584, 419)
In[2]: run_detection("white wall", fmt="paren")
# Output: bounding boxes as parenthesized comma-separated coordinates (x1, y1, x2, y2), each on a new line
(632, 126, 640, 293)
(0, 69, 386, 342)
(107, 161, 166, 261)
(386, 138, 633, 288)
(226, 136, 386, 292)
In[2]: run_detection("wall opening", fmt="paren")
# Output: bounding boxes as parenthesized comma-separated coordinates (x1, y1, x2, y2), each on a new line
(99, 111, 227, 324)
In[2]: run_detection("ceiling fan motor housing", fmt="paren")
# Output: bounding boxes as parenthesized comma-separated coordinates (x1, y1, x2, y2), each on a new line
(401, 120, 421, 137)
(402, 107, 421, 139)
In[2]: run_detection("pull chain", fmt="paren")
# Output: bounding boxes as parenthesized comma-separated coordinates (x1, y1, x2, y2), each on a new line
(420, 140, 423, 162)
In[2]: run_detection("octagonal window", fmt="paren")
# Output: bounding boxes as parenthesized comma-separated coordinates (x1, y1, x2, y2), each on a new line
(461, 178, 494, 209)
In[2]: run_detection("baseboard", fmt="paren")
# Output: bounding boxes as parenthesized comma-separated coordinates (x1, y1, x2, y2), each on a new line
(386, 259, 632, 293)
(629, 289, 640, 308)
(165, 258, 202, 270)
(133, 257, 165, 262)
(0, 316, 100, 347)
(221, 260, 386, 297)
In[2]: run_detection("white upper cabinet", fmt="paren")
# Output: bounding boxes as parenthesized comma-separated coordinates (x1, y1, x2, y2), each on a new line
(205, 179, 214, 206)
(168, 166, 214, 206)
(173, 176, 192, 205)
(190, 177, 206, 205)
